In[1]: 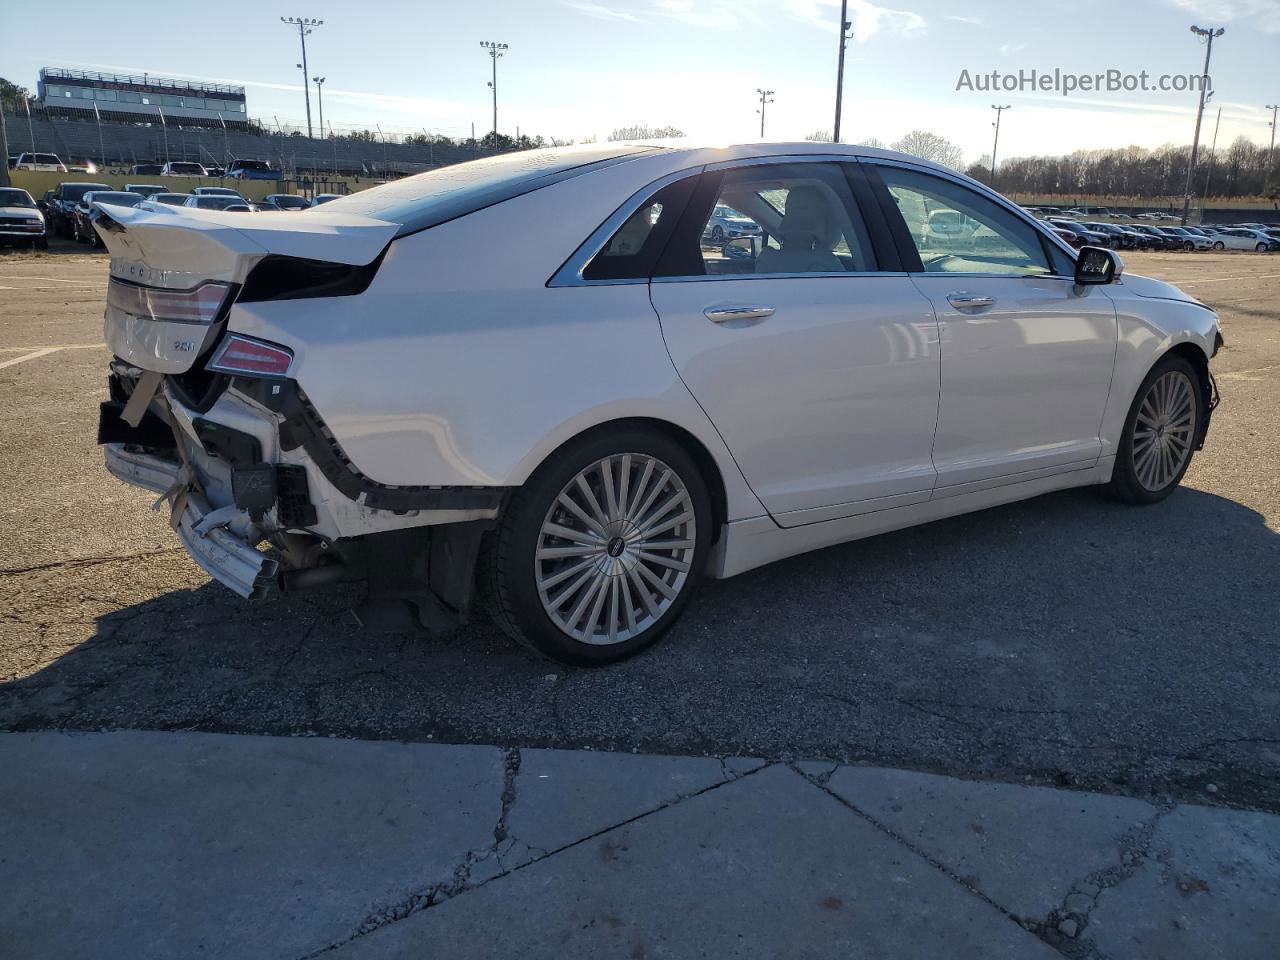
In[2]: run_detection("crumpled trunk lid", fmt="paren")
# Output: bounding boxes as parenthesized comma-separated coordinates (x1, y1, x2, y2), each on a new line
(95, 201, 397, 373)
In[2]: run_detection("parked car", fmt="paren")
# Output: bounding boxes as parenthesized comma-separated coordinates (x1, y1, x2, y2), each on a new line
(94, 141, 1223, 664)
(124, 184, 168, 199)
(1156, 227, 1213, 251)
(147, 193, 194, 207)
(161, 161, 209, 177)
(192, 186, 246, 199)
(702, 203, 761, 244)
(1046, 218, 1111, 246)
(1073, 205, 1115, 218)
(1128, 224, 1178, 250)
(13, 152, 68, 173)
(37, 189, 56, 218)
(1083, 222, 1138, 249)
(47, 182, 110, 238)
(225, 158, 278, 180)
(261, 193, 311, 211)
(1208, 228, 1272, 252)
(1050, 226, 1085, 248)
(0, 186, 48, 250)
(183, 195, 253, 211)
(73, 191, 145, 246)
(311, 193, 343, 205)
(131, 164, 165, 176)
(1036, 206, 1065, 216)
(205, 166, 226, 178)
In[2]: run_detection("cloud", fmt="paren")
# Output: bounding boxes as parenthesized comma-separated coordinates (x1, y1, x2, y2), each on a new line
(1163, 0, 1280, 32)
(560, 0, 644, 23)
(653, 0, 763, 28)
(783, 0, 925, 41)
(945, 14, 982, 25)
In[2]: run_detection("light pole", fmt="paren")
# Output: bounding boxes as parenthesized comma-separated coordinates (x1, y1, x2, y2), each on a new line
(832, 2, 853, 142)
(281, 16, 323, 140)
(1181, 24, 1224, 225)
(990, 104, 1011, 188)
(313, 76, 326, 140)
(1267, 104, 1279, 175)
(756, 88, 775, 138)
(480, 41, 508, 139)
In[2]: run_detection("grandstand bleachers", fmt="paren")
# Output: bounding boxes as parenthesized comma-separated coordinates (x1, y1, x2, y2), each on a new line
(4, 110, 480, 177)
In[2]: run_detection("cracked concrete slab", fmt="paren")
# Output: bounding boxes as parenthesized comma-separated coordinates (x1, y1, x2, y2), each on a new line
(0, 731, 505, 960)
(824, 764, 1158, 921)
(329, 764, 1059, 960)
(1087, 804, 1280, 959)
(499, 748, 761, 866)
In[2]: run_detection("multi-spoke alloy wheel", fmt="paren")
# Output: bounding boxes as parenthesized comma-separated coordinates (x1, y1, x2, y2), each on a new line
(1132, 370, 1196, 492)
(536, 454, 696, 645)
(483, 428, 710, 665)
(1108, 354, 1201, 504)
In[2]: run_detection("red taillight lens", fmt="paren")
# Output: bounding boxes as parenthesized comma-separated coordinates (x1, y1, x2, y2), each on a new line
(106, 279, 231, 324)
(207, 334, 294, 377)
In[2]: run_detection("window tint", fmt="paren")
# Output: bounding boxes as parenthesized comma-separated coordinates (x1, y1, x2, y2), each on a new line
(581, 176, 696, 281)
(877, 166, 1050, 277)
(666, 161, 876, 278)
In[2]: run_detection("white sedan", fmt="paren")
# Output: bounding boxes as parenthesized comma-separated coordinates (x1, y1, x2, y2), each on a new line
(1211, 228, 1276, 252)
(93, 141, 1222, 664)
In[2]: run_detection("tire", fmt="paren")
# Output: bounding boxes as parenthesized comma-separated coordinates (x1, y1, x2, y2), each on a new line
(1257, 243, 1268, 253)
(1106, 353, 1201, 505)
(1213, 241, 1224, 250)
(482, 426, 712, 666)
(1183, 241, 1194, 251)
(35, 236, 48, 251)
(710, 225, 725, 244)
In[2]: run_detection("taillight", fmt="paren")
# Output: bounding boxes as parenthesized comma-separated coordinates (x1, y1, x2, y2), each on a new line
(106, 279, 231, 325)
(207, 334, 294, 377)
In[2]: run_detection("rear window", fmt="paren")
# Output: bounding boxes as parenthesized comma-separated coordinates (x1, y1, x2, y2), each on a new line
(271, 195, 309, 208)
(318, 144, 658, 234)
(169, 163, 205, 174)
(232, 159, 271, 171)
(60, 184, 110, 202)
(37, 154, 61, 165)
(88, 193, 145, 207)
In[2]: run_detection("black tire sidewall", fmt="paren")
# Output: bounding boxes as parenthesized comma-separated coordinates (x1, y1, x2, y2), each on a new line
(497, 427, 712, 666)
(1110, 354, 1200, 504)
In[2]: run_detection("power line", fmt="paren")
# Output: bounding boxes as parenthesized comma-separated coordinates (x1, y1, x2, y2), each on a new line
(281, 16, 323, 140)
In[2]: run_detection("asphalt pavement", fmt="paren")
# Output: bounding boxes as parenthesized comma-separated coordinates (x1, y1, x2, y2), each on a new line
(2, 247, 1279, 817)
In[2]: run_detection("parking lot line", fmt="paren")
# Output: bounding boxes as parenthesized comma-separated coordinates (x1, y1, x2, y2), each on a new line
(0, 343, 105, 354)
(0, 347, 63, 369)
(0, 276, 105, 285)
(1172, 273, 1280, 285)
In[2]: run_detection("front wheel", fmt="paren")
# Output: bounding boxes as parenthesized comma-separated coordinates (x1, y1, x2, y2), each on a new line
(709, 225, 725, 244)
(1213, 241, 1224, 250)
(1106, 354, 1201, 504)
(482, 427, 711, 665)
(1257, 243, 1268, 253)
(1183, 241, 1195, 251)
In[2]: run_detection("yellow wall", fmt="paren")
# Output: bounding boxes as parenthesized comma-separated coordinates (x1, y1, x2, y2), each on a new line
(9, 170, 370, 201)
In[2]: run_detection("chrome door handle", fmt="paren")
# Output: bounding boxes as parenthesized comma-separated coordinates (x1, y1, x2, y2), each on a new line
(704, 305, 775, 323)
(946, 293, 995, 309)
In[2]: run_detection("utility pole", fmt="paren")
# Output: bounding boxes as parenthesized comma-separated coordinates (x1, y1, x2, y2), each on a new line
(1181, 24, 1224, 225)
(313, 76, 326, 140)
(832, 2, 852, 142)
(480, 41, 508, 139)
(990, 104, 1011, 188)
(756, 88, 775, 138)
(281, 16, 323, 140)
(0, 108, 11, 187)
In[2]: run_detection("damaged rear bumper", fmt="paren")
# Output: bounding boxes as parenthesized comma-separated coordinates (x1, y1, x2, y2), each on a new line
(105, 443, 278, 599)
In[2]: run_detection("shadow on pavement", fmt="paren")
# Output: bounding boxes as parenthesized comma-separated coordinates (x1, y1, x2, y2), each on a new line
(4, 485, 1279, 810)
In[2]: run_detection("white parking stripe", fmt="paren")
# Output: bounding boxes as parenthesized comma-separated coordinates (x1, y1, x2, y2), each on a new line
(0, 275, 104, 284)
(1172, 273, 1280, 285)
(0, 347, 62, 369)
(0, 343, 105, 353)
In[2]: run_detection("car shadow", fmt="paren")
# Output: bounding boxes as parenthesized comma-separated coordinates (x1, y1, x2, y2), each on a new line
(5, 484, 1280, 809)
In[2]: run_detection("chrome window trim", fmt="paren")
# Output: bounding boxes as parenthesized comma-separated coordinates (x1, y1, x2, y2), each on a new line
(859, 155, 1083, 271)
(652, 271, 910, 284)
(547, 166, 706, 288)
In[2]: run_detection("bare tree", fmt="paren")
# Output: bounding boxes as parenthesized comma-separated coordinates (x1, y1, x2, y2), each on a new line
(805, 129, 834, 142)
(608, 125, 685, 141)
(891, 131, 963, 170)
(858, 137, 886, 149)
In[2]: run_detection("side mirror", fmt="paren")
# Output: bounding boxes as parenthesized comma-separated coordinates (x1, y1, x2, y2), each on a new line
(722, 235, 761, 260)
(1075, 246, 1123, 285)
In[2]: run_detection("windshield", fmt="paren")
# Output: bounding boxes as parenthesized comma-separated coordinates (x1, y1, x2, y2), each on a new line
(232, 160, 271, 171)
(273, 195, 309, 208)
(196, 196, 239, 208)
(60, 184, 110, 202)
(88, 193, 145, 207)
(0, 189, 35, 207)
(170, 164, 204, 174)
(318, 144, 656, 234)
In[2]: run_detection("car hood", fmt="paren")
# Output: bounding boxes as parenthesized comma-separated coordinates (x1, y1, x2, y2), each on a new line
(0, 205, 42, 219)
(1119, 272, 1206, 308)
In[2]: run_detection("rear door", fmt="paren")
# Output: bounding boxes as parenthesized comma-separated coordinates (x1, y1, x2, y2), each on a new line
(648, 158, 941, 526)
(864, 160, 1118, 492)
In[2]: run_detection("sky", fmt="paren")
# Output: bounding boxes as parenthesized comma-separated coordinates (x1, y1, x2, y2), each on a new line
(1, 0, 1276, 165)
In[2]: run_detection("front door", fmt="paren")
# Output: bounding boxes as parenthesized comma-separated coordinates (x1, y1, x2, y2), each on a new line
(648, 160, 942, 526)
(866, 162, 1119, 491)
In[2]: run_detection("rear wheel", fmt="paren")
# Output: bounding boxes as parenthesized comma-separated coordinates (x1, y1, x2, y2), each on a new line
(1257, 243, 1268, 253)
(1183, 241, 1195, 251)
(1106, 354, 1201, 504)
(482, 427, 711, 665)
(1213, 241, 1224, 250)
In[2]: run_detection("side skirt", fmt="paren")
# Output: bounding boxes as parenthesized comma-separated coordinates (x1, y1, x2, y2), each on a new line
(709, 457, 1114, 580)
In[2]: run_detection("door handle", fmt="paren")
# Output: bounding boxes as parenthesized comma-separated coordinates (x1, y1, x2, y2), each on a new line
(704, 305, 775, 323)
(946, 293, 995, 309)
